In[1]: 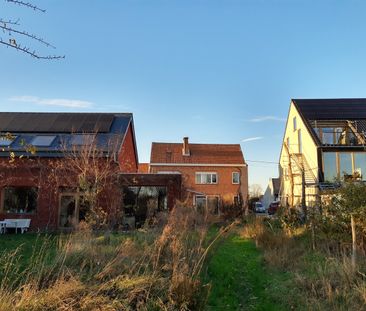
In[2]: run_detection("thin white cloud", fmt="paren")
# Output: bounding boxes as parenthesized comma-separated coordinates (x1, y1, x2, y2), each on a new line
(241, 136, 264, 143)
(9, 96, 93, 108)
(249, 116, 285, 122)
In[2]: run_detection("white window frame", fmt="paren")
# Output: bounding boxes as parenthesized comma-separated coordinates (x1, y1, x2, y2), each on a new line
(194, 195, 221, 215)
(195, 172, 218, 184)
(232, 172, 240, 184)
(293, 116, 297, 131)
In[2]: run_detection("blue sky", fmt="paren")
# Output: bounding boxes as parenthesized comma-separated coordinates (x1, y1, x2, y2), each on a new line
(1, 0, 366, 190)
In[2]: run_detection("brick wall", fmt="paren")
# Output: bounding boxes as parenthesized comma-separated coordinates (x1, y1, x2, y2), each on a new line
(150, 165, 248, 207)
(0, 124, 139, 231)
(118, 123, 138, 173)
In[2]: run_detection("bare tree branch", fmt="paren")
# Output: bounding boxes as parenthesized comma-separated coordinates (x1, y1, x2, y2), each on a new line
(0, 38, 64, 59)
(0, 23, 56, 48)
(2, 0, 64, 59)
(0, 17, 20, 25)
(5, 0, 46, 13)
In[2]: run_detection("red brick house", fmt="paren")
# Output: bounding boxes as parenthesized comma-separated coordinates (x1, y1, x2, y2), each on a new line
(149, 137, 249, 213)
(0, 112, 138, 231)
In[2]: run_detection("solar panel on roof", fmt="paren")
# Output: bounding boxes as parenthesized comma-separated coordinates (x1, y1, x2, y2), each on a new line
(0, 113, 116, 133)
(294, 99, 366, 120)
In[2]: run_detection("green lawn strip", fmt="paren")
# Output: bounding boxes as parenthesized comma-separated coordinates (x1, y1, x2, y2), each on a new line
(203, 231, 290, 310)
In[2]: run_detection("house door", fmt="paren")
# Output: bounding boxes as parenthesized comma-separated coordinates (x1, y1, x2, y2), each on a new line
(59, 194, 77, 228)
(59, 192, 91, 229)
(207, 196, 220, 215)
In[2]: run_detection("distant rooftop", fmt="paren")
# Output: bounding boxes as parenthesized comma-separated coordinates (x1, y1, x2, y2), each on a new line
(151, 140, 245, 165)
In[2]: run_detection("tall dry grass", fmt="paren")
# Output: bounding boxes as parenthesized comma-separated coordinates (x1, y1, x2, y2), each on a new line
(0, 204, 231, 311)
(241, 216, 366, 310)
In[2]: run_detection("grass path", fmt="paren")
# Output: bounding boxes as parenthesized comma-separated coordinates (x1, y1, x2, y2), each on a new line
(203, 231, 289, 311)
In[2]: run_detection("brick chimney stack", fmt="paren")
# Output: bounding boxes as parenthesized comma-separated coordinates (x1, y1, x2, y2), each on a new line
(182, 137, 190, 156)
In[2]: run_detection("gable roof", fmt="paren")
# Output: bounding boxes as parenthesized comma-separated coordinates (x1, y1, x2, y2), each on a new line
(0, 112, 136, 158)
(150, 142, 245, 165)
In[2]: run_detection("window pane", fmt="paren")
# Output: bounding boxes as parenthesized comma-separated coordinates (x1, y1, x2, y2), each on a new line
(347, 131, 358, 145)
(206, 174, 212, 184)
(31, 135, 56, 147)
(293, 117, 297, 131)
(339, 153, 353, 179)
(195, 174, 201, 184)
(232, 172, 240, 184)
(322, 128, 334, 144)
(211, 174, 217, 183)
(323, 152, 337, 182)
(354, 153, 366, 180)
(3, 187, 38, 214)
(196, 196, 207, 213)
(335, 128, 344, 145)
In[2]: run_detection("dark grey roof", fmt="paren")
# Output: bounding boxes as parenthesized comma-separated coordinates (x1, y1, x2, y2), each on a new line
(0, 112, 122, 133)
(293, 98, 366, 120)
(0, 112, 135, 158)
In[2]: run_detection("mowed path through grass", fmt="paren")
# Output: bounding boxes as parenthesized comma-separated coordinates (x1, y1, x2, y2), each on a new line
(203, 230, 288, 311)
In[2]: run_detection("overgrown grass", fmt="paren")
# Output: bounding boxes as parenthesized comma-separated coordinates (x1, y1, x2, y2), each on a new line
(0, 206, 232, 310)
(241, 216, 366, 310)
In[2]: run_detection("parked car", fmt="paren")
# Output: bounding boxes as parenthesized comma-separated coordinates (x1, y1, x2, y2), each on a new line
(254, 201, 266, 213)
(268, 201, 280, 215)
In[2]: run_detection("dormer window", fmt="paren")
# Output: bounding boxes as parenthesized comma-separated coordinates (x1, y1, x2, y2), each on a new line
(71, 134, 95, 146)
(31, 135, 56, 147)
(0, 135, 16, 147)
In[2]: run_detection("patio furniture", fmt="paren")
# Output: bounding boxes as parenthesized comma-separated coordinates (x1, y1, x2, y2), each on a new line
(0, 221, 6, 234)
(3, 219, 31, 234)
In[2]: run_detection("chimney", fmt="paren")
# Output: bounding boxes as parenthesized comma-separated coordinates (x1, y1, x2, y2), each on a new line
(182, 137, 190, 156)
